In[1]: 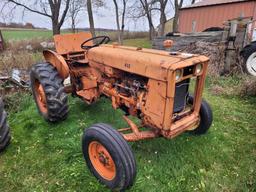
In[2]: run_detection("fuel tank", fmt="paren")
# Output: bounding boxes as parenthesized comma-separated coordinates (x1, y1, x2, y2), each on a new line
(87, 44, 209, 81)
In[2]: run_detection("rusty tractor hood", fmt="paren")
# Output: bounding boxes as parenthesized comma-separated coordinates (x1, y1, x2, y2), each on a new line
(87, 44, 209, 81)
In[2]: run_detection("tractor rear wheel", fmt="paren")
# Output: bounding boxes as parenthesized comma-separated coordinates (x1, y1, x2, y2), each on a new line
(241, 43, 256, 76)
(82, 123, 136, 191)
(188, 96, 213, 135)
(0, 98, 11, 153)
(30, 63, 68, 122)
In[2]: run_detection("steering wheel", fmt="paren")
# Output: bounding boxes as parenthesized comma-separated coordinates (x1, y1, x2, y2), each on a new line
(81, 36, 110, 50)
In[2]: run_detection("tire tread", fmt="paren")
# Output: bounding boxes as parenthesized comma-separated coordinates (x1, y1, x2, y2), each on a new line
(0, 99, 11, 153)
(30, 62, 68, 122)
(82, 123, 136, 191)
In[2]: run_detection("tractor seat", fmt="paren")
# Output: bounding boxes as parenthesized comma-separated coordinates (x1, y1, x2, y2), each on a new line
(54, 32, 93, 55)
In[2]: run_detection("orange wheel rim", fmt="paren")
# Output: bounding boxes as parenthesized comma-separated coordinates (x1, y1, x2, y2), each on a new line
(34, 80, 47, 113)
(88, 141, 116, 180)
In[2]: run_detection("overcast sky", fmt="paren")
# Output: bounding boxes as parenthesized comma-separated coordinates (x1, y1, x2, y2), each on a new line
(0, 0, 193, 31)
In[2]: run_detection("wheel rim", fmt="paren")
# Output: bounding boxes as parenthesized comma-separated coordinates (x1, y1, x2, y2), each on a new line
(88, 141, 116, 181)
(34, 80, 47, 113)
(246, 52, 256, 76)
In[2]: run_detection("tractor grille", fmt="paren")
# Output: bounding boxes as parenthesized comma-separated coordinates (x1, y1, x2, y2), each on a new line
(173, 79, 190, 113)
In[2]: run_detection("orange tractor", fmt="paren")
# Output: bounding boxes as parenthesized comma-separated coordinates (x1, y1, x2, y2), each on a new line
(30, 32, 213, 191)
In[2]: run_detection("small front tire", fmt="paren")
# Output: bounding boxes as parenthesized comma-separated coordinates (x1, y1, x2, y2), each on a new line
(188, 96, 213, 135)
(82, 123, 136, 191)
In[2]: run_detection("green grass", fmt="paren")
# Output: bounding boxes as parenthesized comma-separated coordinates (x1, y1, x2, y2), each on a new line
(1, 29, 149, 44)
(123, 38, 152, 48)
(0, 90, 255, 192)
(1, 29, 53, 41)
(0, 39, 255, 192)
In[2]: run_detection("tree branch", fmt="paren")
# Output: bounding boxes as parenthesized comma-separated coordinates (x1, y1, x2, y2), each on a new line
(179, 0, 184, 8)
(59, 0, 70, 27)
(7, 0, 51, 17)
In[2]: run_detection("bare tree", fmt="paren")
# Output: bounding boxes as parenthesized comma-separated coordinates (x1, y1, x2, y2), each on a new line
(157, 0, 168, 36)
(86, 0, 105, 38)
(128, 0, 158, 39)
(87, 0, 96, 37)
(3, 0, 71, 35)
(113, 0, 127, 44)
(69, 0, 85, 33)
(139, 0, 157, 40)
(172, 0, 184, 33)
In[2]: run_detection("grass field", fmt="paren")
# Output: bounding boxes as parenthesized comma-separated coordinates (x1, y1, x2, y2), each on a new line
(1, 28, 148, 42)
(1, 29, 53, 41)
(1, 87, 255, 192)
(0, 38, 255, 192)
(123, 38, 152, 48)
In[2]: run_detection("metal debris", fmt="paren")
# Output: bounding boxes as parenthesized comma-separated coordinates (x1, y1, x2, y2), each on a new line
(0, 69, 29, 94)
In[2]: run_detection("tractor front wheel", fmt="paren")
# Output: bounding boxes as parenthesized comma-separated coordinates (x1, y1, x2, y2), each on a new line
(30, 63, 68, 122)
(188, 96, 213, 135)
(82, 123, 136, 191)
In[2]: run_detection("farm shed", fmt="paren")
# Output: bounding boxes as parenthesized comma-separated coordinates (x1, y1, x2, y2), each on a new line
(157, 18, 174, 35)
(179, 0, 256, 33)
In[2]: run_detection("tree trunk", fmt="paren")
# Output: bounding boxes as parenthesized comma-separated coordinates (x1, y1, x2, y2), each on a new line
(113, 0, 121, 43)
(173, 0, 184, 33)
(52, 19, 60, 35)
(149, 24, 155, 40)
(173, 11, 179, 32)
(52, 25, 60, 35)
(71, 18, 76, 33)
(148, 18, 155, 40)
(159, 12, 167, 36)
(146, 8, 155, 39)
(173, 0, 179, 33)
(120, 26, 124, 45)
(120, 0, 127, 44)
(139, 0, 155, 40)
(87, 0, 96, 37)
(158, 0, 168, 36)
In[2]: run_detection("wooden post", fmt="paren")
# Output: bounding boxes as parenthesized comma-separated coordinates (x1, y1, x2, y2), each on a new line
(223, 21, 238, 74)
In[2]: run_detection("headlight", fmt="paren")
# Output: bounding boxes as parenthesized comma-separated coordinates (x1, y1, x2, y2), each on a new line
(175, 69, 183, 81)
(195, 64, 203, 75)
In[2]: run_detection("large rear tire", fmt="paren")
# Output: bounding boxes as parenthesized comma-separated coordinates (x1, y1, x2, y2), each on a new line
(0, 98, 11, 153)
(241, 43, 256, 76)
(82, 123, 136, 191)
(30, 63, 68, 122)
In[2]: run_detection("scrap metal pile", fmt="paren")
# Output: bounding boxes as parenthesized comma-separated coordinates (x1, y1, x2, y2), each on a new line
(0, 69, 29, 95)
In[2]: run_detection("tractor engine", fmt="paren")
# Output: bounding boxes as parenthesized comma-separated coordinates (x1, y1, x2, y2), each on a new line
(69, 64, 148, 119)
(95, 71, 148, 118)
(112, 74, 147, 117)
(114, 74, 147, 98)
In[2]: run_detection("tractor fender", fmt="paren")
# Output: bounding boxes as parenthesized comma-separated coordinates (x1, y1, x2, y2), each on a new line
(43, 50, 69, 79)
